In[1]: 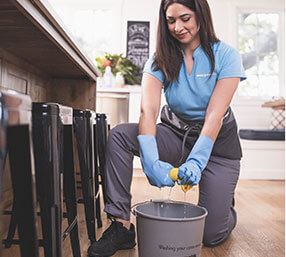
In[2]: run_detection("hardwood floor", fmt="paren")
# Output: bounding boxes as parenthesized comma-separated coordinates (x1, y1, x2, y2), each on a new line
(2, 178, 284, 257)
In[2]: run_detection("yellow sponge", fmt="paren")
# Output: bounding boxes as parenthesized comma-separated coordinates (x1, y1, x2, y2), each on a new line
(181, 184, 192, 193)
(169, 168, 192, 193)
(169, 168, 179, 181)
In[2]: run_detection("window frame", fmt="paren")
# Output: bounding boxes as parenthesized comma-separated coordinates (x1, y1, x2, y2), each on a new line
(234, 6, 285, 101)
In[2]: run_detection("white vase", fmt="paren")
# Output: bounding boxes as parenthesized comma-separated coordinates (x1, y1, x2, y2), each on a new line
(115, 72, 125, 87)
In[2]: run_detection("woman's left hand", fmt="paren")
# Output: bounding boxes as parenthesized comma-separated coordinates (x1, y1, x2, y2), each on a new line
(178, 161, 201, 185)
(178, 135, 214, 185)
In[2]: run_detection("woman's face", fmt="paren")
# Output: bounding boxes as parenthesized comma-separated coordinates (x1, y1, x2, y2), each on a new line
(166, 3, 200, 46)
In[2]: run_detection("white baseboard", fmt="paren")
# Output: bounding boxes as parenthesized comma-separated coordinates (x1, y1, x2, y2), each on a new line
(240, 140, 285, 180)
(239, 168, 284, 180)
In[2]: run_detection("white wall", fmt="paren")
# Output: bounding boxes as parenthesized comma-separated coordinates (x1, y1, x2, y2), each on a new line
(49, 0, 284, 64)
(120, 0, 161, 55)
(118, 0, 285, 53)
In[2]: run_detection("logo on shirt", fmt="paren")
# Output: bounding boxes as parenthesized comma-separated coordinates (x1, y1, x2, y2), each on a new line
(196, 72, 217, 78)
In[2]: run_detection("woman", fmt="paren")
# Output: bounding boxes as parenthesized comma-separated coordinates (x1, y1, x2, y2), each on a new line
(88, 0, 246, 256)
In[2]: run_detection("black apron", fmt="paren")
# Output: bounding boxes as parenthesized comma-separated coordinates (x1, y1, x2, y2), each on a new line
(160, 105, 242, 161)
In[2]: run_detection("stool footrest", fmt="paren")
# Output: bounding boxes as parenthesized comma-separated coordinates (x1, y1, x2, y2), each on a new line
(77, 198, 84, 204)
(95, 190, 100, 199)
(62, 218, 78, 241)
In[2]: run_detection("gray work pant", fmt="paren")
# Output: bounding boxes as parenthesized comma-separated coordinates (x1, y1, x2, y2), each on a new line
(104, 123, 240, 247)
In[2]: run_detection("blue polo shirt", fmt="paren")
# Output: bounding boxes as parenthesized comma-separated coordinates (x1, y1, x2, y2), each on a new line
(143, 41, 246, 120)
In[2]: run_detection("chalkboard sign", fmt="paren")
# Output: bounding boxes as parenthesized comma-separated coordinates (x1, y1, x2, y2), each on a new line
(126, 21, 150, 74)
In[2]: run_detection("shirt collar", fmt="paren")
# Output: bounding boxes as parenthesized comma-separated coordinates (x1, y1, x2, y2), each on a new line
(181, 44, 202, 58)
(193, 45, 202, 58)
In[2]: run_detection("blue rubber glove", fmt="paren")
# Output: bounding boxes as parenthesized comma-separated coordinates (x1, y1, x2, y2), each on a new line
(137, 135, 175, 188)
(178, 135, 214, 185)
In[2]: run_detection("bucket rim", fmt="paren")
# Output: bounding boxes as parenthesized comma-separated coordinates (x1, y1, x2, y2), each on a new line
(132, 200, 208, 222)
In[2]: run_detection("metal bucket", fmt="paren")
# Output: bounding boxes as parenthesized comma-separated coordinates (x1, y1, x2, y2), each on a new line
(133, 200, 207, 257)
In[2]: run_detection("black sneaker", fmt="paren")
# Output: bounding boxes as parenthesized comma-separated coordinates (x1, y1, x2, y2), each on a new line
(87, 220, 136, 257)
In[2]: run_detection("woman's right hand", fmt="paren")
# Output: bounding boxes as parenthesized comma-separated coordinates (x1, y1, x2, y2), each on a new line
(137, 135, 175, 188)
(147, 160, 175, 187)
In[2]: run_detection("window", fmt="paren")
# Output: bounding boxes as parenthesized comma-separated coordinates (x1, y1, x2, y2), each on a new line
(237, 11, 283, 97)
(49, 0, 123, 63)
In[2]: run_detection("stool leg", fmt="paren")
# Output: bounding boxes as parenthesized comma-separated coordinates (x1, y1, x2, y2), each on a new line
(4, 198, 17, 248)
(96, 115, 108, 204)
(63, 125, 81, 257)
(8, 125, 39, 257)
(0, 143, 7, 198)
(33, 115, 62, 257)
(93, 124, 102, 228)
(95, 197, 102, 228)
(74, 117, 96, 242)
(3, 151, 18, 248)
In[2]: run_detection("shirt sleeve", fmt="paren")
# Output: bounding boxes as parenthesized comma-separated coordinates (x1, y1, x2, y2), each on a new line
(217, 47, 247, 82)
(143, 55, 165, 83)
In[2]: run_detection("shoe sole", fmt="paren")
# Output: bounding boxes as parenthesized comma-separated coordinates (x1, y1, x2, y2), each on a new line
(89, 242, 136, 257)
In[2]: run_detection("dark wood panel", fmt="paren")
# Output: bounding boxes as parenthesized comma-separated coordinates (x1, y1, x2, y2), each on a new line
(6, 73, 27, 93)
(0, 49, 49, 100)
(28, 83, 49, 102)
(6, 61, 28, 93)
(0, 1, 16, 11)
(48, 79, 96, 110)
(0, 2, 98, 79)
(0, 9, 32, 28)
(0, 47, 48, 79)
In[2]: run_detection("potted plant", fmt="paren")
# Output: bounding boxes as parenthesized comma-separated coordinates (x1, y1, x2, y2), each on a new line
(95, 53, 141, 85)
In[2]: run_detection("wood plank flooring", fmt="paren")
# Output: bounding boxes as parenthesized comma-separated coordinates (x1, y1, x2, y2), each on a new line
(2, 178, 284, 257)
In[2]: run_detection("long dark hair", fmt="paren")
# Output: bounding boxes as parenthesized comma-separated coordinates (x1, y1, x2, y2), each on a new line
(154, 0, 219, 82)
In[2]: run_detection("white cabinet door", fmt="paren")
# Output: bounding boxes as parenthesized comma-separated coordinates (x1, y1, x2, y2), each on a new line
(128, 91, 141, 123)
(128, 91, 167, 123)
(96, 92, 129, 128)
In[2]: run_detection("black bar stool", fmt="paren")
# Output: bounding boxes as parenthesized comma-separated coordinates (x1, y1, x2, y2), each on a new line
(90, 111, 103, 228)
(0, 93, 7, 257)
(32, 103, 81, 257)
(73, 109, 96, 242)
(0, 91, 7, 198)
(95, 113, 108, 205)
(5, 103, 82, 257)
(93, 119, 102, 229)
(59, 104, 81, 257)
(32, 103, 62, 257)
(1, 89, 39, 257)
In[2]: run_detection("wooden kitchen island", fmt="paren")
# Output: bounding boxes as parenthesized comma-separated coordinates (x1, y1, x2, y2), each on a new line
(0, 0, 100, 253)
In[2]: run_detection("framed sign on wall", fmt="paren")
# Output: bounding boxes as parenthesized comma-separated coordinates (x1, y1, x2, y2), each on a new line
(126, 21, 150, 75)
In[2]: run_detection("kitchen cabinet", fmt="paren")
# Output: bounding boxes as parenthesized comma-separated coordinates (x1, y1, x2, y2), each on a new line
(96, 86, 140, 128)
(96, 85, 166, 127)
